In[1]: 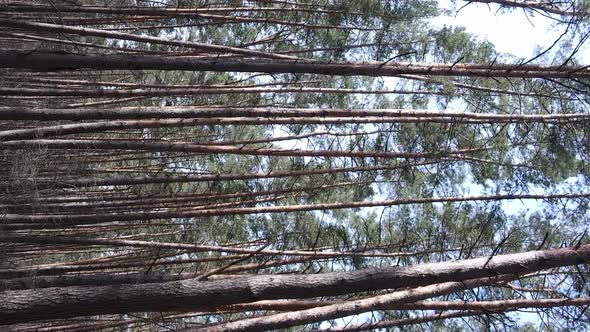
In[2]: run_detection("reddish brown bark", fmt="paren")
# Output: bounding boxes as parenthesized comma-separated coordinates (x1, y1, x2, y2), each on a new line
(0, 19, 296, 60)
(1, 244, 590, 324)
(3, 192, 588, 229)
(2, 50, 590, 79)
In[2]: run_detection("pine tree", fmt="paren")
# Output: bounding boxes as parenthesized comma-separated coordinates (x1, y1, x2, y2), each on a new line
(0, 0, 589, 331)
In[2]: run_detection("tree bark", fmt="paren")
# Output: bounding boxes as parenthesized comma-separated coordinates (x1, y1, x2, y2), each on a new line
(0, 86, 442, 98)
(305, 297, 590, 331)
(1, 106, 588, 122)
(465, 0, 583, 16)
(0, 234, 460, 260)
(0, 116, 560, 140)
(0, 19, 296, 60)
(0, 4, 351, 16)
(3, 192, 589, 230)
(198, 276, 515, 332)
(219, 297, 590, 312)
(0, 139, 483, 159)
(2, 50, 590, 79)
(4, 163, 403, 189)
(1, 244, 589, 324)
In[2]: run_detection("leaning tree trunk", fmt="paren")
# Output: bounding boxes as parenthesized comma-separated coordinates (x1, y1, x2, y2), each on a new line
(1, 244, 589, 324)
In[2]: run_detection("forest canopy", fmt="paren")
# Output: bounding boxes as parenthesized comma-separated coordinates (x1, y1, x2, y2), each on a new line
(1, 0, 590, 331)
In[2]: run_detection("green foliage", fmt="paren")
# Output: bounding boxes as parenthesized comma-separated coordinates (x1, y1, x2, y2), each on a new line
(5, 0, 590, 330)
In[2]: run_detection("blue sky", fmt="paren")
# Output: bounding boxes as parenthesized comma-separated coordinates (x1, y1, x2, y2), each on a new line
(433, 0, 590, 61)
(320, 2, 589, 329)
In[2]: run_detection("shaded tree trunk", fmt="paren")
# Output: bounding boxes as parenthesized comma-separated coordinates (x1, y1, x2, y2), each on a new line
(1, 244, 589, 324)
(2, 50, 590, 79)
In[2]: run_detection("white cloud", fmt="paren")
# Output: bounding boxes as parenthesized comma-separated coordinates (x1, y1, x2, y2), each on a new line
(432, 0, 589, 61)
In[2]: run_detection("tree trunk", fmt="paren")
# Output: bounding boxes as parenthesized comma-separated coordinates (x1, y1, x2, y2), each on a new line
(2, 50, 590, 79)
(3, 192, 589, 230)
(1, 244, 589, 324)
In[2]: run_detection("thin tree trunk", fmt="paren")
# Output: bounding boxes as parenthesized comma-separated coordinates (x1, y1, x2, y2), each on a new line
(1, 106, 588, 122)
(4, 192, 588, 229)
(0, 4, 353, 16)
(222, 297, 590, 312)
(305, 311, 479, 332)
(198, 275, 515, 332)
(465, 0, 582, 16)
(0, 19, 296, 60)
(0, 86, 444, 98)
(0, 139, 485, 159)
(0, 116, 558, 140)
(0, 235, 458, 259)
(305, 297, 590, 331)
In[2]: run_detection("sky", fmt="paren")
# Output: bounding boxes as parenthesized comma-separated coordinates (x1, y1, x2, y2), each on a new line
(322, 2, 589, 329)
(430, 0, 589, 217)
(433, 0, 590, 61)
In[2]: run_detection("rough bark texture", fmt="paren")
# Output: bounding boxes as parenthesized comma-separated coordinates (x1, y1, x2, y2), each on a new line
(2, 50, 590, 79)
(199, 276, 514, 332)
(0, 245, 589, 324)
(3, 106, 588, 121)
(0, 272, 191, 290)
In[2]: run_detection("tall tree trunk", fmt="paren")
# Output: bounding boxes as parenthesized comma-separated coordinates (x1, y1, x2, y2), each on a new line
(2, 50, 590, 79)
(1, 244, 589, 324)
